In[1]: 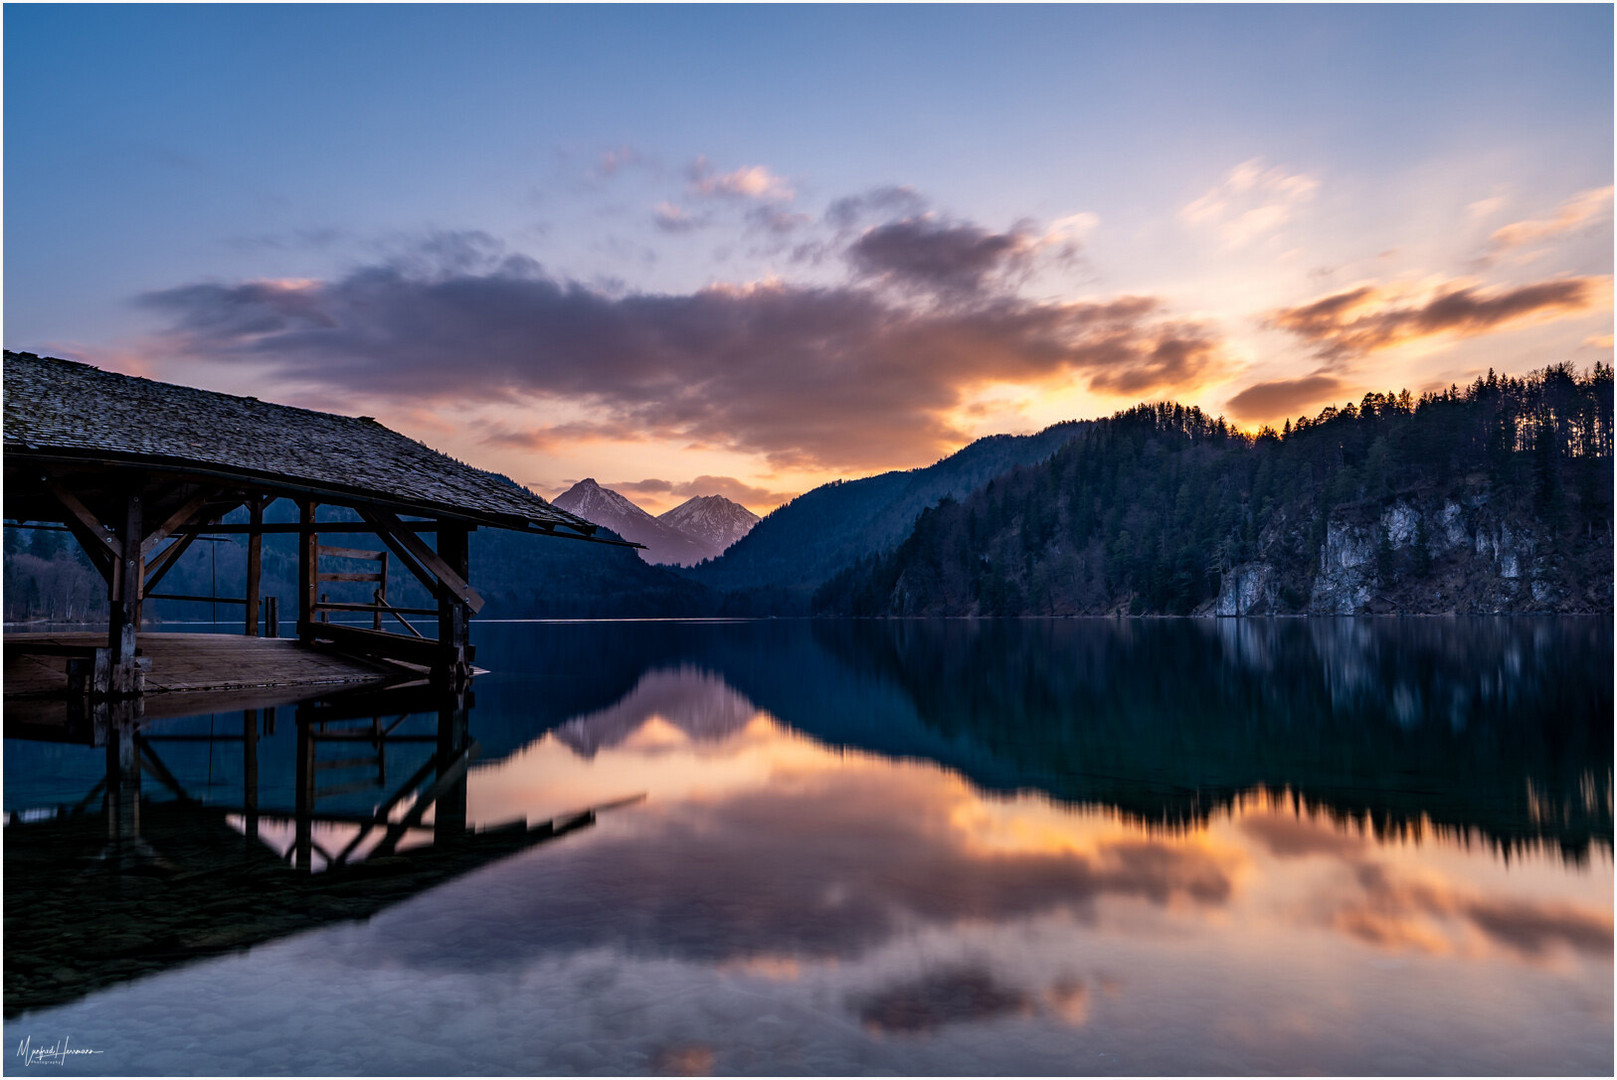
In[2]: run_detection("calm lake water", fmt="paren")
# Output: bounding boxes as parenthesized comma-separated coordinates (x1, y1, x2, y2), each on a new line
(4, 617, 1611, 1076)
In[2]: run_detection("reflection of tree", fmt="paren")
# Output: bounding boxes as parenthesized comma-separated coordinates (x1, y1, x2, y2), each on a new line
(455, 618, 1612, 862)
(809, 617, 1613, 862)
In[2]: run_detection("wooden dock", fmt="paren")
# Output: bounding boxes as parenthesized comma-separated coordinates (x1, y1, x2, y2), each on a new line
(4, 632, 409, 723)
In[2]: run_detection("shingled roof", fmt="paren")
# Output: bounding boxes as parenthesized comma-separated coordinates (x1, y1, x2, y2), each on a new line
(3, 351, 602, 537)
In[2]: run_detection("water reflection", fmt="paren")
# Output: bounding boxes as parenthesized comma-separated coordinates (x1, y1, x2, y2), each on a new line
(3, 617, 1610, 1074)
(3, 680, 635, 1019)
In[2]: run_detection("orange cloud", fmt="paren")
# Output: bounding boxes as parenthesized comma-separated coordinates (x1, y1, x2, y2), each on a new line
(1269, 276, 1606, 358)
(139, 240, 1226, 473)
(688, 158, 794, 202)
(1224, 374, 1347, 424)
(1488, 186, 1613, 254)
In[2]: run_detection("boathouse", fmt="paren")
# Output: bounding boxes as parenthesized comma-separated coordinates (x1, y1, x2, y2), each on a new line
(3, 350, 624, 706)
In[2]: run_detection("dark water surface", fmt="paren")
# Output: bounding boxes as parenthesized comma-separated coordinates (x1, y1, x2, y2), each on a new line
(4, 617, 1611, 1075)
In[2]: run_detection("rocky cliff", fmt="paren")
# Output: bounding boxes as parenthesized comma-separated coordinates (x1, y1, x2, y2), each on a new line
(1210, 491, 1611, 616)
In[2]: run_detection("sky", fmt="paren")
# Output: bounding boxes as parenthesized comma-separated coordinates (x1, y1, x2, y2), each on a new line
(5, 4, 1612, 514)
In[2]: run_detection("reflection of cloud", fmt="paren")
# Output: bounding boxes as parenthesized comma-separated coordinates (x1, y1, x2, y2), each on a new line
(1243, 809, 1612, 963)
(651, 1044, 716, 1076)
(1241, 810, 1367, 859)
(137, 237, 1225, 471)
(1042, 976, 1090, 1026)
(1269, 277, 1605, 358)
(856, 965, 1033, 1034)
(1224, 374, 1346, 423)
(359, 768, 1238, 973)
(1333, 852, 1612, 961)
(1463, 897, 1613, 959)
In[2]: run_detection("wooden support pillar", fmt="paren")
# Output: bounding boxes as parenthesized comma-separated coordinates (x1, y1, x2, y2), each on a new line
(244, 498, 264, 637)
(107, 493, 145, 697)
(435, 522, 472, 684)
(297, 500, 319, 643)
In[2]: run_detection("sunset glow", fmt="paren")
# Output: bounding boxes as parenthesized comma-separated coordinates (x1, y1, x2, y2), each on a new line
(5, 6, 1610, 513)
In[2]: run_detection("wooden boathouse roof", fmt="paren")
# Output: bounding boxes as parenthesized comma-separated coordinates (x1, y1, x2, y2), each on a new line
(3, 350, 600, 538)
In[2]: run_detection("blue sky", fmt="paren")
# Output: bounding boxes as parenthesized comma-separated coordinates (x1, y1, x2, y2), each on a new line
(6, 4, 1611, 511)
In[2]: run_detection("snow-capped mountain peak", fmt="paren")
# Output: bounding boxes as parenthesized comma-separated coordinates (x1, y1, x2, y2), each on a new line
(658, 495, 760, 554)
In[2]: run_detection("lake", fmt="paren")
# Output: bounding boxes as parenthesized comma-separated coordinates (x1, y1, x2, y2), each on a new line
(4, 617, 1611, 1075)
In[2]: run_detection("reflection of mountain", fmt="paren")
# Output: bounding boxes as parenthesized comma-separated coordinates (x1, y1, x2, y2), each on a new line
(806, 617, 1613, 860)
(460, 618, 1612, 862)
(552, 666, 758, 757)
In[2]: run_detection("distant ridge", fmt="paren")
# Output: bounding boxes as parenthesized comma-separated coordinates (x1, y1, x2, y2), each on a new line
(681, 420, 1089, 607)
(658, 495, 760, 558)
(552, 479, 712, 566)
(553, 480, 758, 566)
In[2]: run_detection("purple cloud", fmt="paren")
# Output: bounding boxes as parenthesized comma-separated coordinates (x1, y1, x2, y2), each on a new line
(138, 236, 1223, 471)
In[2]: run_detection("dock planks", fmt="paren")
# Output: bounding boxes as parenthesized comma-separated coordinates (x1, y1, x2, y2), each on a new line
(4, 632, 404, 699)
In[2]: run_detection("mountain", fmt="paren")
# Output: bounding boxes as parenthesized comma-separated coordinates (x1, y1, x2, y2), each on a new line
(552, 479, 713, 566)
(813, 364, 1613, 617)
(658, 495, 759, 557)
(680, 420, 1088, 611)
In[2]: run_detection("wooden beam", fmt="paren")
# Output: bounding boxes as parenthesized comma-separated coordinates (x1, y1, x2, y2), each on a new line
(54, 513, 115, 583)
(140, 489, 217, 556)
(359, 520, 439, 599)
(316, 544, 386, 560)
(305, 622, 446, 668)
(144, 530, 201, 594)
(358, 508, 484, 614)
(160, 521, 443, 535)
(42, 477, 121, 574)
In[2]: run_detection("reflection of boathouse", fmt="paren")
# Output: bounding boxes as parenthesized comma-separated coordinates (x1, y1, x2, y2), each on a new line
(2, 351, 638, 1017)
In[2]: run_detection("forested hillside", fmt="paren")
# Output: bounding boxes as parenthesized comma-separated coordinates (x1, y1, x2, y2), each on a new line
(8, 366, 1610, 623)
(683, 420, 1087, 612)
(814, 364, 1613, 616)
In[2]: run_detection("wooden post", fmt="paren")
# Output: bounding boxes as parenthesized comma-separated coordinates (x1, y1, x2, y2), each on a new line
(297, 500, 318, 643)
(435, 523, 471, 684)
(374, 554, 388, 632)
(264, 596, 279, 639)
(244, 498, 263, 637)
(108, 493, 144, 697)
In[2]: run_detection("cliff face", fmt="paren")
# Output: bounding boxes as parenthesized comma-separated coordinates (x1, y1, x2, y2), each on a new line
(1211, 492, 1611, 616)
